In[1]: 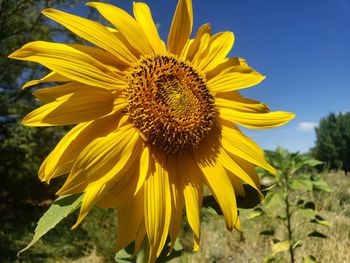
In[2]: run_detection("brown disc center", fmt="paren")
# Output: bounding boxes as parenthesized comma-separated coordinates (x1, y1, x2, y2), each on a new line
(125, 55, 216, 154)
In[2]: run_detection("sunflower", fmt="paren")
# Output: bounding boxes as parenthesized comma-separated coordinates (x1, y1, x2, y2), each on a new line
(9, 0, 294, 262)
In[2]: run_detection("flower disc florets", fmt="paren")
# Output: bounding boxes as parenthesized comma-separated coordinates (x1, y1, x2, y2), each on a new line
(125, 54, 216, 154)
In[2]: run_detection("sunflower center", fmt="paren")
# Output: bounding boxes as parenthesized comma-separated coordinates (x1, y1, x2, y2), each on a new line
(125, 55, 216, 154)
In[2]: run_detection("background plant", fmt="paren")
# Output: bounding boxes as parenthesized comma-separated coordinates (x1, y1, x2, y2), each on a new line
(247, 147, 332, 263)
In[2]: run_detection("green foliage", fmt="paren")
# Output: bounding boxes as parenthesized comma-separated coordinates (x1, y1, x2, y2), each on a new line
(0, 0, 87, 202)
(312, 112, 350, 174)
(0, 1, 102, 261)
(249, 147, 331, 263)
(19, 194, 83, 254)
(1, 205, 117, 262)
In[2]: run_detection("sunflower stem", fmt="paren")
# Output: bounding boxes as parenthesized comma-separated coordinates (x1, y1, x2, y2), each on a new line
(282, 171, 295, 263)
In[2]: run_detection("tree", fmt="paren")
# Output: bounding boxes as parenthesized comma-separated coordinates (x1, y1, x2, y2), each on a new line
(0, 3, 117, 261)
(313, 112, 350, 174)
(0, 0, 90, 204)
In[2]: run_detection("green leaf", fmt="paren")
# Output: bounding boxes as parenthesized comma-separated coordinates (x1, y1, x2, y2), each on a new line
(271, 240, 290, 256)
(115, 248, 134, 263)
(302, 159, 323, 167)
(260, 229, 275, 236)
(276, 147, 289, 159)
(173, 238, 183, 252)
(247, 207, 264, 219)
(289, 175, 313, 191)
(298, 208, 316, 219)
(298, 201, 316, 219)
(18, 193, 83, 254)
(264, 190, 284, 209)
(307, 230, 328, 238)
(310, 215, 333, 227)
(206, 206, 220, 215)
(303, 255, 318, 263)
(312, 180, 332, 192)
(262, 256, 277, 263)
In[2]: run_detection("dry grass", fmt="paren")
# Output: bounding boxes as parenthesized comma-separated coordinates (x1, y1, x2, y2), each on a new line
(169, 171, 350, 263)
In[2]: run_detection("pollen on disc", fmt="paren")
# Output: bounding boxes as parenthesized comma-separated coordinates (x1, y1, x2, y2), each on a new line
(125, 55, 216, 154)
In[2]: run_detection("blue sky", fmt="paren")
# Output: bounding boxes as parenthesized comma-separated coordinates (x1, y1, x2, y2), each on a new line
(61, 0, 350, 153)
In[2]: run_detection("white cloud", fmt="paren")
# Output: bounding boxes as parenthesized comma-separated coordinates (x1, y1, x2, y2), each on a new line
(297, 122, 318, 132)
(155, 22, 161, 29)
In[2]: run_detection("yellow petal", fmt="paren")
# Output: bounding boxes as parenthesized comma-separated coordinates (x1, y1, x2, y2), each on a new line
(232, 156, 260, 190)
(115, 188, 144, 251)
(9, 41, 125, 90)
(197, 158, 237, 231)
(58, 126, 141, 195)
(235, 216, 241, 231)
(68, 44, 127, 71)
(180, 39, 193, 60)
(182, 23, 211, 60)
(134, 145, 150, 195)
(87, 2, 153, 56)
(39, 113, 124, 183)
(76, 163, 142, 228)
(72, 181, 107, 228)
(166, 156, 185, 255)
(205, 57, 248, 80)
(133, 2, 166, 54)
(226, 170, 245, 197)
(22, 71, 69, 90)
(208, 68, 265, 93)
(22, 91, 119, 127)
(191, 32, 211, 66)
(221, 125, 276, 174)
(39, 123, 87, 182)
(179, 153, 203, 251)
(134, 221, 146, 256)
(168, 0, 193, 55)
(144, 156, 172, 262)
(218, 148, 262, 198)
(216, 93, 270, 113)
(197, 32, 234, 73)
(33, 82, 109, 103)
(220, 108, 295, 129)
(42, 8, 136, 65)
(97, 164, 140, 208)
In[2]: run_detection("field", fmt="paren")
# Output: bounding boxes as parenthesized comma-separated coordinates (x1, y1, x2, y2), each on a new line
(1, 172, 349, 263)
